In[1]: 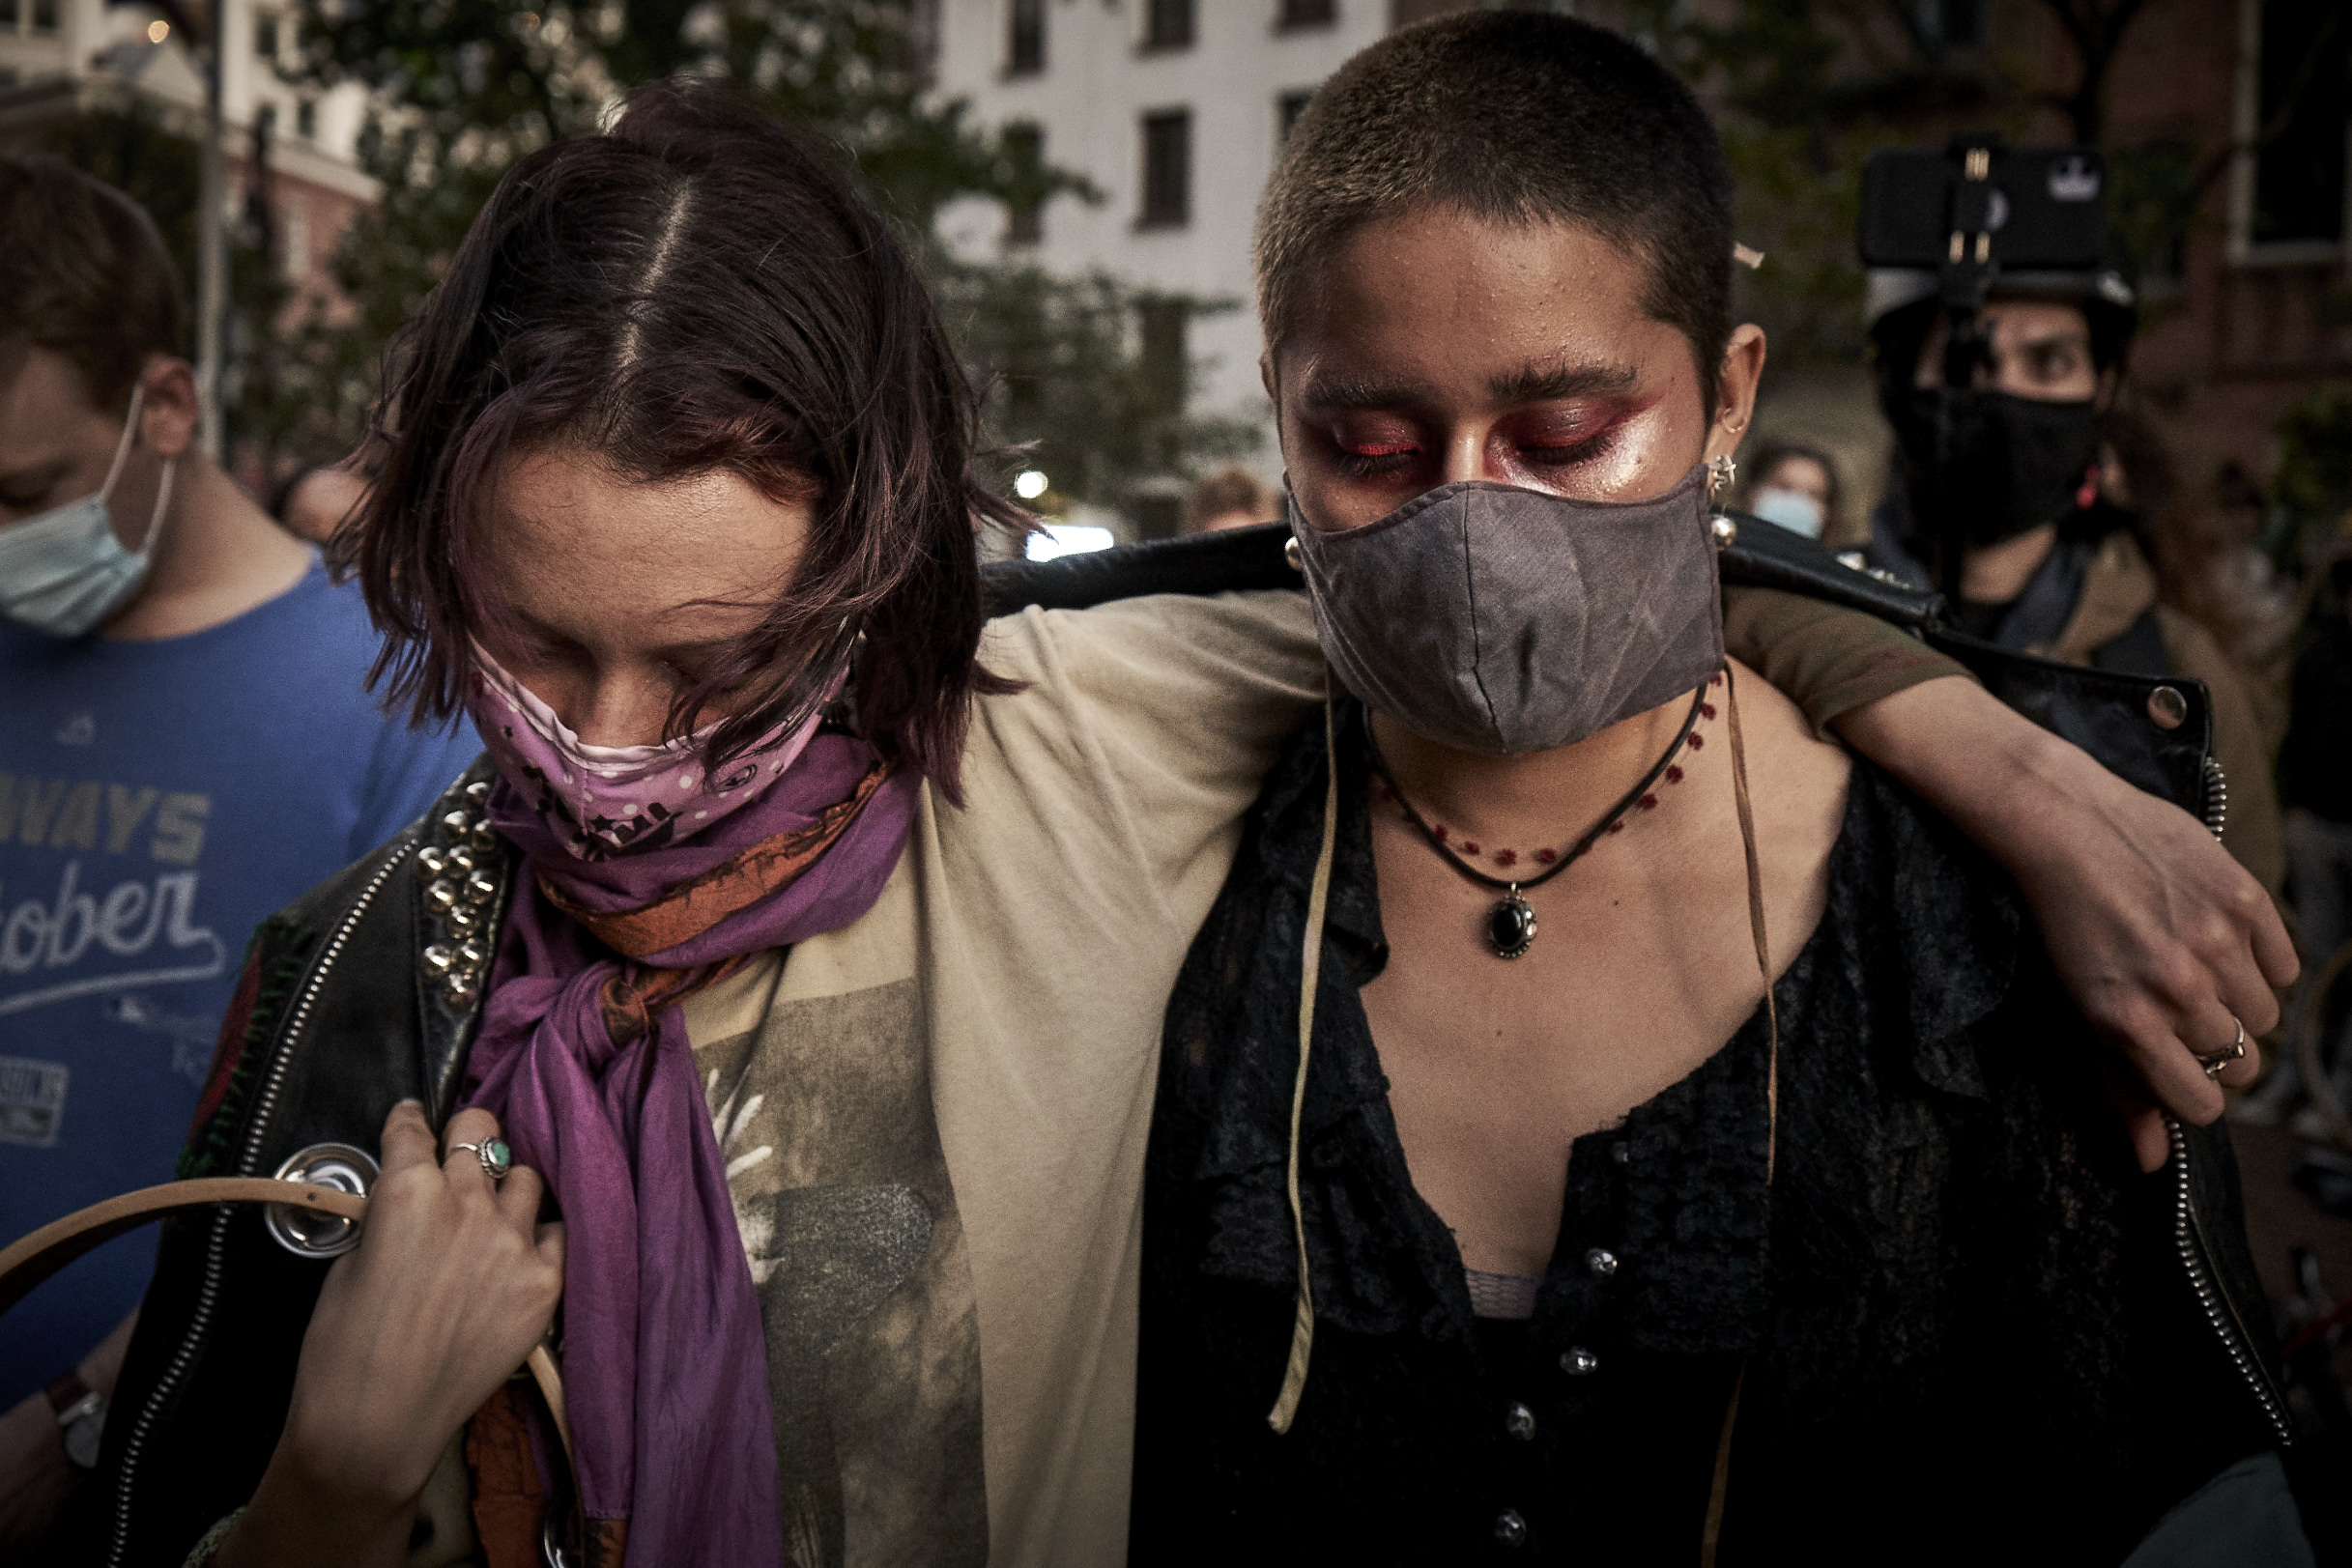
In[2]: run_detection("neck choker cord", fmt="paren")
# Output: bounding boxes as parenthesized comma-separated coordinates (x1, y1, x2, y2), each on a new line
(1367, 680, 1711, 957)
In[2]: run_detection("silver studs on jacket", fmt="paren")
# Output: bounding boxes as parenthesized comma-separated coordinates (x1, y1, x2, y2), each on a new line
(416, 778, 507, 1009)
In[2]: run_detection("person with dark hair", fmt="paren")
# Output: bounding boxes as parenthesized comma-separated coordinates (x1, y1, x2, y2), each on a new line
(1860, 216, 2285, 896)
(0, 154, 480, 1549)
(1735, 440, 1839, 542)
(72, 68, 2302, 1568)
(1133, 14, 2312, 1563)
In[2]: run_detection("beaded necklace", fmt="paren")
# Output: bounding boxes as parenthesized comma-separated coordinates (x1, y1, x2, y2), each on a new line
(1366, 670, 1722, 957)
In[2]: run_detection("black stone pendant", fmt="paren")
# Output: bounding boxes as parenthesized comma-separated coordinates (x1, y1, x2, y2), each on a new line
(1487, 891, 1537, 959)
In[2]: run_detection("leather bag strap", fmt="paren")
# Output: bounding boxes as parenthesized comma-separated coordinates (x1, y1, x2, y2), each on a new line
(0, 1181, 573, 1469)
(0, 1179, 364, 1317)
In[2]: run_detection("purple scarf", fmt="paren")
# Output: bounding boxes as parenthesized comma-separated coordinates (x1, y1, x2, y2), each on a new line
(461, 685, 919, 1564)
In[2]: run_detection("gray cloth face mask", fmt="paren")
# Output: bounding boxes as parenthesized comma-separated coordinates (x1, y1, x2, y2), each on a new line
(1291, 466, 1726, 755)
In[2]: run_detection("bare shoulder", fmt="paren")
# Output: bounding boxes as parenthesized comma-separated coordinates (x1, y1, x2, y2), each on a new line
(1727, 657, 1853, 894)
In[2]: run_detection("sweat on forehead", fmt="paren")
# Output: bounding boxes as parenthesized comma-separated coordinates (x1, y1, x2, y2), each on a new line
(1255, 11, 1734, 411)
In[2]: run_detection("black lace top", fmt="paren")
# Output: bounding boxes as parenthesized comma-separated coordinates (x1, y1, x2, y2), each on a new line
(1132, 703, 2273, 1566)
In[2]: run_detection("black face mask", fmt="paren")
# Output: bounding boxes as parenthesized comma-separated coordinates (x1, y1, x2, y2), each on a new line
(1889, 388, 2100, 549)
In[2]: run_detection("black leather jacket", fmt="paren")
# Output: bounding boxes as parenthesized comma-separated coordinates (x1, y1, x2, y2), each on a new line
(71, 523, 2285, 1566)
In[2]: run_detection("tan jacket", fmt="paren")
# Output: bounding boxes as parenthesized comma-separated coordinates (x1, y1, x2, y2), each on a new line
(2040, 531, 2286, 895)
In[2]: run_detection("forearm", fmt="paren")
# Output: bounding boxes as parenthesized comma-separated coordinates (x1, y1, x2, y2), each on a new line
(209, 1442, 418, 1568)
(1829, 670, 2295, 1172)
(1829, 673, 2075, 850)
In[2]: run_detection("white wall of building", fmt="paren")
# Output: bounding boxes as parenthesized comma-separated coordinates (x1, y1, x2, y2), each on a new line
(0, 0, 373, 187)
(928, 0, 1390, 483)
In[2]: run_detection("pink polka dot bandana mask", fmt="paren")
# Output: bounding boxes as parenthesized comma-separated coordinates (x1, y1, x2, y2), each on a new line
(467, 642, 839, 861)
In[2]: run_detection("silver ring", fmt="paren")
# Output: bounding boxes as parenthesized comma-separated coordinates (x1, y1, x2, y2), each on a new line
(2195, 1017, 2248, 1080)
(445, 1137, 513, 1180)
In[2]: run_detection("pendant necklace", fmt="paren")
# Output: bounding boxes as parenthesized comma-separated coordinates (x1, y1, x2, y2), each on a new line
(1366, 674, 1718, 958)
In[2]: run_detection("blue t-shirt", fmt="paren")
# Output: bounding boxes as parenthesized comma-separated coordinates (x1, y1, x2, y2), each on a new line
(0, 565, 479, 1402)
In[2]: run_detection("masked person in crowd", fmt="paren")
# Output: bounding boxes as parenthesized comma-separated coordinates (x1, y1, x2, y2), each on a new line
(1735, 441, 1839, 543)
(0, 157, 480, 1553)
(1859, 193, 2284, 896)
(72, 78, 2298, 1568)
(1133, 15, 2317, 1565)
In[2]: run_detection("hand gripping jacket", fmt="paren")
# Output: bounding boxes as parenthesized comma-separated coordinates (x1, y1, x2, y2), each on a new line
(74, 522, 2286, 1566)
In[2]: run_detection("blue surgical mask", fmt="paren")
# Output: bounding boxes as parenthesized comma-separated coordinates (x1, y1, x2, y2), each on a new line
(0, 385, 174, 636)
(1749, 486, 1826, 539)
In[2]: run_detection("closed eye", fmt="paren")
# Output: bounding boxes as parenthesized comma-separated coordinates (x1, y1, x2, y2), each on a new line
(1333, 438, 1420, 479)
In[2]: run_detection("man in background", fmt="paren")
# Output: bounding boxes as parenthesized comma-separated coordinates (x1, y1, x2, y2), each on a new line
(0, 155, 479, 1549)
(1860, 225, 2284, 895)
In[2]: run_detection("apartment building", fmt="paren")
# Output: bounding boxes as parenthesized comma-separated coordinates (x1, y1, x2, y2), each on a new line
(0, 0, 376, 337)
(927, 0, 1404, 500)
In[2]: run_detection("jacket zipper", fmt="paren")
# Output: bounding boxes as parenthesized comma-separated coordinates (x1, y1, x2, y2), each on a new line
(2168, 1119, 2292, 1445)
(108, 838, 416, 1568)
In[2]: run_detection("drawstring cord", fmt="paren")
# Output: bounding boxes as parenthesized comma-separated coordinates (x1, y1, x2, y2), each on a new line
(1266, 668, 1783, 1545)
(1268, 695, 1342, 1435)
(1702, 664, 1779, 1567)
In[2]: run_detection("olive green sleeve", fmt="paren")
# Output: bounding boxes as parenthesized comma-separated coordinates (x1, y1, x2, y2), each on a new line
(1722, 584, 1978, 736)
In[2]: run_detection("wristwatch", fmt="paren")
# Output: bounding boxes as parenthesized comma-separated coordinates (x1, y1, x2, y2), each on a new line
(43, 1370, 107, 1470)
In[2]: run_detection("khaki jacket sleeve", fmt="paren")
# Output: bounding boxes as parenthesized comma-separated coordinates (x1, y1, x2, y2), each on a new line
(2157, 606, 2287, 897)
(970, 590, 1326, 927)
(1723, 585, 1978, 736)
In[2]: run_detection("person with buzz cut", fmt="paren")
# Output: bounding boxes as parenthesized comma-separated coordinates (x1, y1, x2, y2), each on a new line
(0, 155, 479, 1551)
(1132, 13, 2321, 1564)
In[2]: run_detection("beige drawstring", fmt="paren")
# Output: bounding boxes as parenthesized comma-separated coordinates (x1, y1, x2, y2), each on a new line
(1269, 697, 1343, 1435)
(1702, 664, 1779, 1567)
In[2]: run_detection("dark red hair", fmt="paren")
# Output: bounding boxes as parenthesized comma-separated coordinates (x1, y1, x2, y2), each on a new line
(340, 76, 1022, 800)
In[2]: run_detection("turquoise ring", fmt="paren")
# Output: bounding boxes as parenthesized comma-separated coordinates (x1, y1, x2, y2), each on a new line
(448, 1137, 514, 1181)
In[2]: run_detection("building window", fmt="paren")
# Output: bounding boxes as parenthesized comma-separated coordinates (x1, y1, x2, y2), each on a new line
(1138, 110, 1191, 229)
(281, 200, 309, 284)
(0, 0, 19, 31)
(2241, 0, 2348, 254)
(254, 12, 279, 60)
(1144, 0, 1194, 50)
(29, 0, 55, 32)
(1277, 89, 1313, 147)
(1003, 122, 1044, 245)
(295, 97, 317, 139)
(1007, 0, 1045, 75)
(1277, 0, 1335, 30)
(1139, 298, 1187, 410)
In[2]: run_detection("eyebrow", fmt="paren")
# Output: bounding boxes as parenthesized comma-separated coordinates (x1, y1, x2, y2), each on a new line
(1294, 357, 1639, 412)
(1485, 357, 1639, 404)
